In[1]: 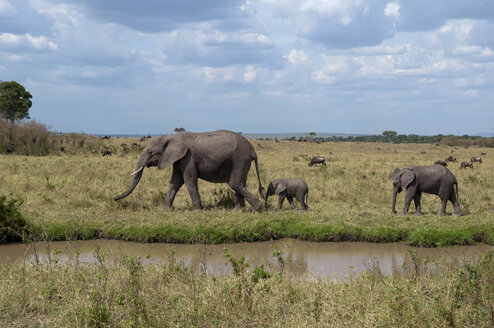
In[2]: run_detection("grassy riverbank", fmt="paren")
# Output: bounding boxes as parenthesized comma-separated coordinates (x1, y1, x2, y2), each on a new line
(1, 138, 493, 246)
(1, 248, 494, 327)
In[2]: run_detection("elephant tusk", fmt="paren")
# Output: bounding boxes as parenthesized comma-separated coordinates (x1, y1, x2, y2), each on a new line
(129, 166, 144, 177)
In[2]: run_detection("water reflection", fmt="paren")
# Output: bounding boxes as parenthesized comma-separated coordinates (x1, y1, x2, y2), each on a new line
(0, 239, 491, 280)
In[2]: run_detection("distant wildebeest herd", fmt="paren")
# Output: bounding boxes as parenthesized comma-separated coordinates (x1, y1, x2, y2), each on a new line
(111, 130, 489, 216)
(435, 154, 485, 169)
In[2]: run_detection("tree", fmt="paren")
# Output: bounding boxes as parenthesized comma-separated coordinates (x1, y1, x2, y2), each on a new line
(382, 130, 397, 137)
(308, 132, 317, 137)
(0, 81, 32, 126)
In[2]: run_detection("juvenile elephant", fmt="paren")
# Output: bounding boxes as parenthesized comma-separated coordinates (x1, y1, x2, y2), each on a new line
(265, 178, 308, 210)
(391, 165, 461, 216)
(115, 130, 265, 211)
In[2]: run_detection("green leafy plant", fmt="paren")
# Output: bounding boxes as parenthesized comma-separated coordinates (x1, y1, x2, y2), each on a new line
(0, 194, 27, 243)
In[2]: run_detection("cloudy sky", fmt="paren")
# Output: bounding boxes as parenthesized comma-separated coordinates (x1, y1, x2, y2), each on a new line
(1, 0, 493, 135)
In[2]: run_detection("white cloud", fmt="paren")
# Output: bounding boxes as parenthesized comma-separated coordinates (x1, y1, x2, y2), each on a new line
(300, 0, 369, 25)
(311, 70, 337, 84)
(464, 89, 478, 97)
(384, 2, 400, 18)
(286, 49, 308, 64)
(0, 32, 57, 50)
(0, 0, 15, 16)
(243, 65, 257, 82)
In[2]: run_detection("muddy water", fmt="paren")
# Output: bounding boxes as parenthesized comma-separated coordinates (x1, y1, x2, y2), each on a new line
(0, 239, 492, 280)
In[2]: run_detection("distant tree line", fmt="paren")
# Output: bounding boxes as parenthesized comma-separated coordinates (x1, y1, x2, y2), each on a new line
(284, 134, 494, 147)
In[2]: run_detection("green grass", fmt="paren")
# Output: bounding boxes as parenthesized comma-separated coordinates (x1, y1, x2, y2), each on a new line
(1, 139, 493, 246)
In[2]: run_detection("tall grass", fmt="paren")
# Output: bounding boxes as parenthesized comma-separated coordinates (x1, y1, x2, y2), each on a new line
(1, 246, 494, 327)
(0, 136, 493, 246)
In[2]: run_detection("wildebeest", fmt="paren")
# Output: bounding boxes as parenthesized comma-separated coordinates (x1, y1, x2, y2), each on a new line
(102, 149, 112, 156)
(481, 152, 487, 156)
(434, 160, 447, 166)
(308, 156, 326, 166)
(470, 157, 483, 163)
(445, 156, 457, 163)
(460, 162, 473, 169)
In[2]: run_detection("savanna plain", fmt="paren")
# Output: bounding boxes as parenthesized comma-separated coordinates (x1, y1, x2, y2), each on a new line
(1, 135, 494, 327)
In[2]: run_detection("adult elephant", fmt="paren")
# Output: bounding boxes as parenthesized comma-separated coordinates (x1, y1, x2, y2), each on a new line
(115, 130, 265, 211)
(391, 165, 461, 216)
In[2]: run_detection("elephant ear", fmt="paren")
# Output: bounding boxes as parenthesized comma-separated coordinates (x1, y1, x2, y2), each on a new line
(158, 138, 188, 169)
(391, 168, 401, 179)
(400, 169, 415, 190)
(274, 181, 287, 195)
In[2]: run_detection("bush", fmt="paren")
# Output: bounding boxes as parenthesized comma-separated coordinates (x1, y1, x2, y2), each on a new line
(0, 194, 28, 243)
(0, 119, 54, 155)
(0, 119, 106, 155)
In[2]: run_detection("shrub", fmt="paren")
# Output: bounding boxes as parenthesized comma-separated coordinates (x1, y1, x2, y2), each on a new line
(0, 194, 27, 243)
(0, 119, 54, 155)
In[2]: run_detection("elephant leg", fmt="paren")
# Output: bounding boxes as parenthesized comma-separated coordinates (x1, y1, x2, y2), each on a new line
(228, 168, 262, 212)
(235, 192, 246, 209)
(438, 196, 448, 216)
(297, 193, 308, 211)
(182, 164, 201, 210)
(413, 193, 422, 216)
(449, 190, 462, 216)
(286, 196, 295, 209)
(164, 169, 184, 210)
(277, 194, 286, 210)
(402, 191, 414, 215)
(184, 177, 201, 210)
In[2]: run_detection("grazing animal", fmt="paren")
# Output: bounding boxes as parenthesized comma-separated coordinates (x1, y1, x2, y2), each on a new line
(470, 157, 483, 163)
(265, 178, 308, 210)
(102, 150, 112, 156)
(481, 152, 486, 156)
(434, 160, 447, 166)
(460, 162, 473, 169)
(308, 156, 326, 166)
(445, 156, 457, 163)
(114, 130, 265, 212)
(391, 165, 461, 216)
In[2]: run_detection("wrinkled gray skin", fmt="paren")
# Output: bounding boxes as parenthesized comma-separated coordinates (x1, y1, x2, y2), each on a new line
(391, 165, 461, 216)
(265, 178, 308, 210)
(115, 130, 265, 212)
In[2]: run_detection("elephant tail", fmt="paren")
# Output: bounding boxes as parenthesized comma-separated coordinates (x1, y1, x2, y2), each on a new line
(253, 154, 265, 199)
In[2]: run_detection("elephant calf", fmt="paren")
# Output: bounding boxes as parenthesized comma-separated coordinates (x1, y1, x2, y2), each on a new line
(265, 178, 308, 210)
(392, 165, 461, 216)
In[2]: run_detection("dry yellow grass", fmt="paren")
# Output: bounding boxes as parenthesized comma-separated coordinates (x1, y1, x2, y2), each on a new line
(1, 138, 493, 245)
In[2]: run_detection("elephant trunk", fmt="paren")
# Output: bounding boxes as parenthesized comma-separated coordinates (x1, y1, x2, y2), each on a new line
(114, 168, 144, 201)
(115, 152, 150, 201)
(392, 189, 398, 214)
